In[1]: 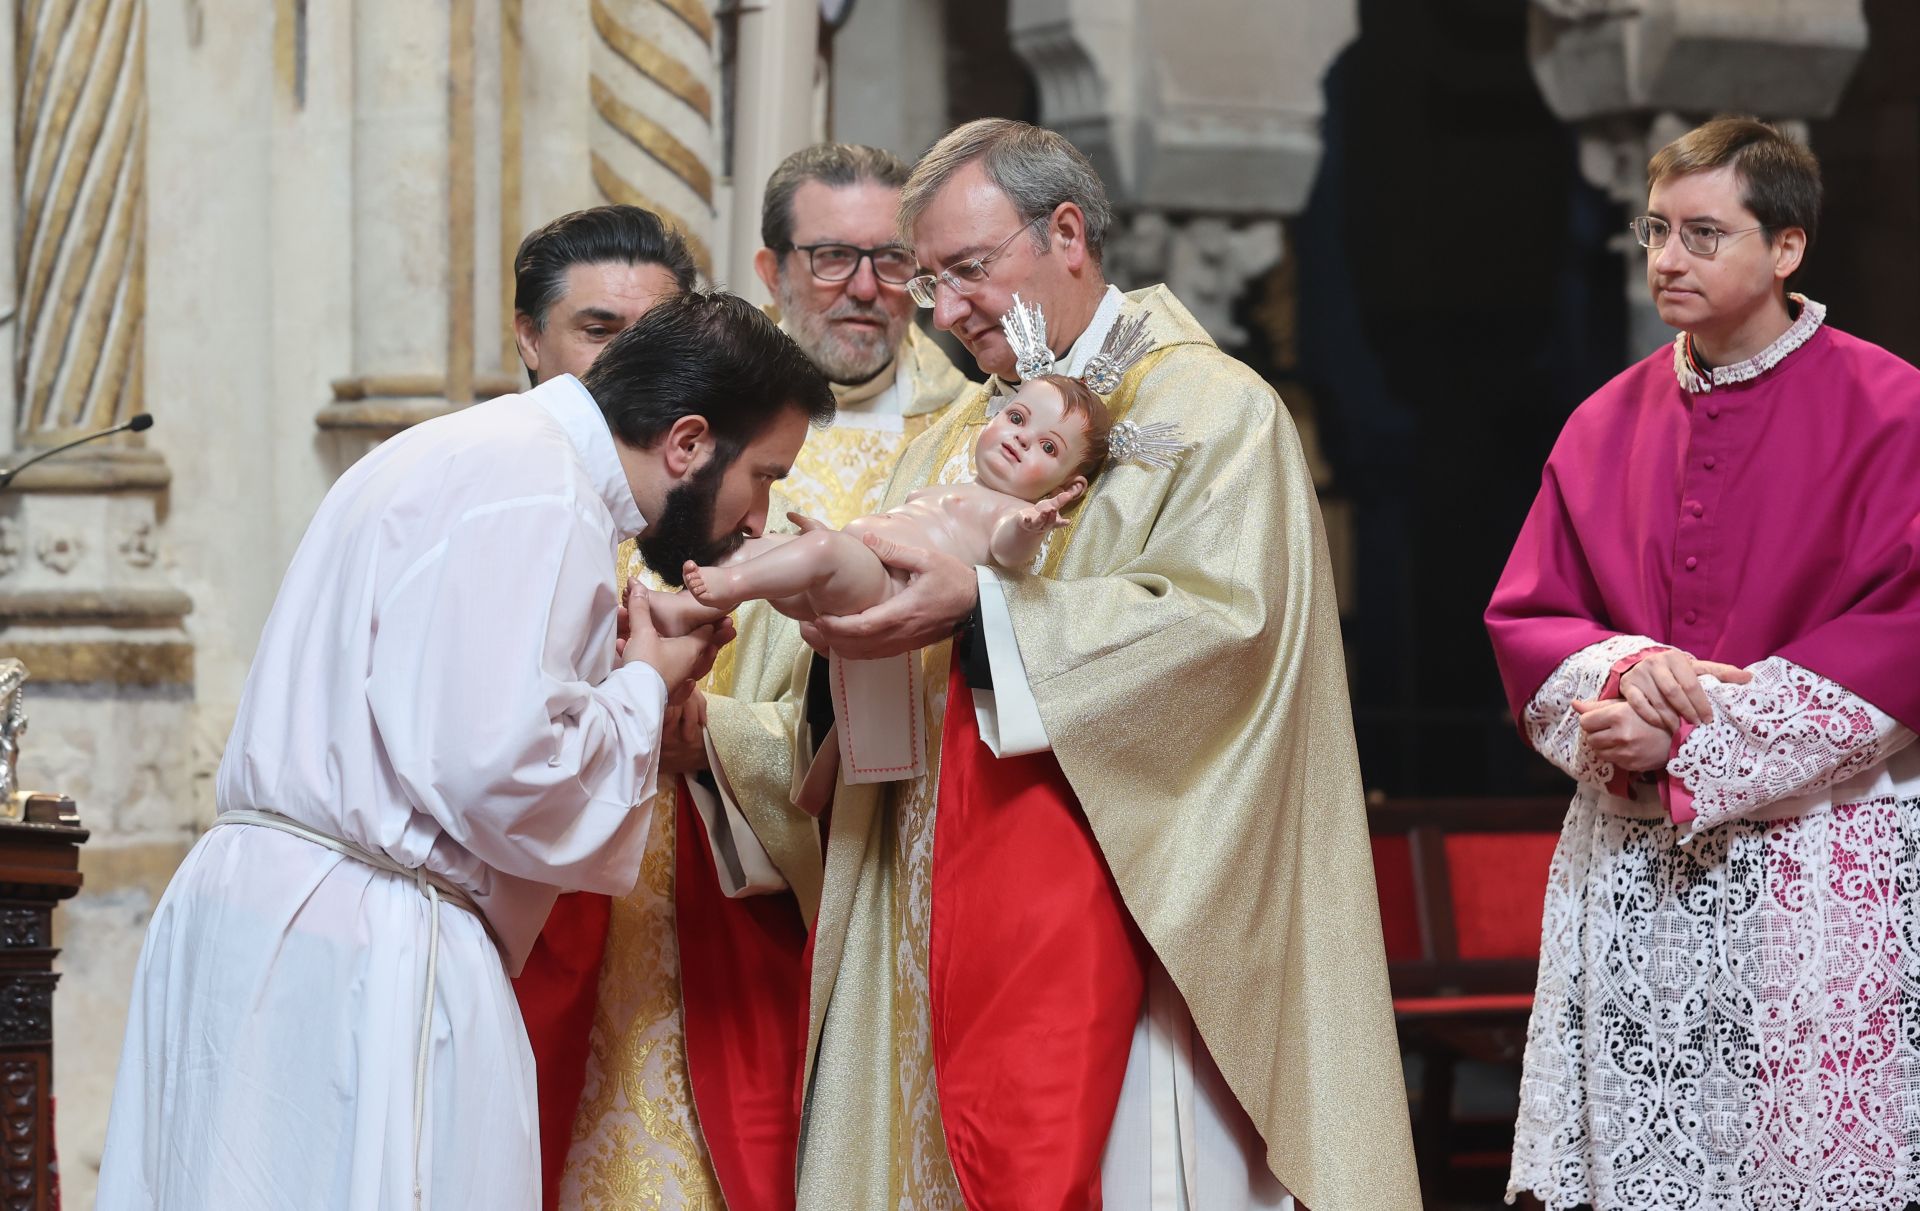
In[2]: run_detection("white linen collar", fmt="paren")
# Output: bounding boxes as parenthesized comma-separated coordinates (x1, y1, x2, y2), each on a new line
(533, 374, 648, 536)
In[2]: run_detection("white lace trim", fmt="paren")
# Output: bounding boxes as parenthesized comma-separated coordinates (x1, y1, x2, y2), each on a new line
(1671, 294, 1826, 394)
(1512, 660, 1920, 1211)
(1523, 634, 1665, 790)
(1667, 657, 1913, 840)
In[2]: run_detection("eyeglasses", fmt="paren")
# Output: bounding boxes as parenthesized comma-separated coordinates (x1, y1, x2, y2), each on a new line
(786, 242, 919, 285)
(1632, 215, 1766, 256)
(906, 216, 1048, 308)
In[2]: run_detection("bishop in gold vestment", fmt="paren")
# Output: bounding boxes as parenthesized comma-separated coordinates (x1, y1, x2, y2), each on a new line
(793, 285, 1420, 1211)
(557, 322, 970, 1208)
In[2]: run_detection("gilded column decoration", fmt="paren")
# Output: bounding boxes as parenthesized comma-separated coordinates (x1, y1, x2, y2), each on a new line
(15, 0, 147, 448)
(589, 0, 719, 275)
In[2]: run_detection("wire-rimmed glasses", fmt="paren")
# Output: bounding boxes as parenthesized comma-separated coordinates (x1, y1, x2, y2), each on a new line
(905, 215, 1048, 308)
(786, 242, 919, 285)
(1632, 215, 1766, 256)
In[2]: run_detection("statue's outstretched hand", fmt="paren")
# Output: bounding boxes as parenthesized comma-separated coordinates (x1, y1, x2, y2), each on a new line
(1017, 482, 1083, 533)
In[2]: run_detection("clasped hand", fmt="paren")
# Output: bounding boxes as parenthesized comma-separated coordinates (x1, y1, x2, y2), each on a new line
(1573, 649, 1753, 772)
(616, 577, 735, 706)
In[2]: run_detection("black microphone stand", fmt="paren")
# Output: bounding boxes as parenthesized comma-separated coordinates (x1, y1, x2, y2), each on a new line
(0, 414, 154, 491)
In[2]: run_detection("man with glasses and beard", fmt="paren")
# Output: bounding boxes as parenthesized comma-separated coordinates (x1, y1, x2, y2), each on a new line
(538, 150, 974, 1211)
(96, 292, 832, 1210)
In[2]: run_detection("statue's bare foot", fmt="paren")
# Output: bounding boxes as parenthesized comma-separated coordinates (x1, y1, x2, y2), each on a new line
(683, 562, 747, 613)
(650, 584, 728, 636)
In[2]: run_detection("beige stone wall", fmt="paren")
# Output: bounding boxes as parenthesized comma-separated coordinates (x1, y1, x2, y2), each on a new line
(5, 3, 718, 1203)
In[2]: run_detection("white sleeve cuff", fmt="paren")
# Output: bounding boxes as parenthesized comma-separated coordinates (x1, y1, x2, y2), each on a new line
(682, 728, 789, 897)
(973, 566, 1052, 757)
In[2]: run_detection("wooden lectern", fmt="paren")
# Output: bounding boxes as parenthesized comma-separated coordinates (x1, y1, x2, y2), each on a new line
(0, 657, 85, 1209)
(0, 794, 84, 1211)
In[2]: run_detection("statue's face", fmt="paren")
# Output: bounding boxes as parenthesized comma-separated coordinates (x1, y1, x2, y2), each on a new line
(971, 379, 1090, 502)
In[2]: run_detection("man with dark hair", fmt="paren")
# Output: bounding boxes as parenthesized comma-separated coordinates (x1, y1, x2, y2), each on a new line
(1490, 116, 1920, 1211)
(96, 290, 830, 1210)
(504, 203, 705, 1207)
(551, 146, 974, 1211)
(787, 118, 1417, 1210)
(512, 204, 700, 386)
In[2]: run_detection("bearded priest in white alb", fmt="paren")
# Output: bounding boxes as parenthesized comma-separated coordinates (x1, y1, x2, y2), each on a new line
(95, 292, 831, 1211)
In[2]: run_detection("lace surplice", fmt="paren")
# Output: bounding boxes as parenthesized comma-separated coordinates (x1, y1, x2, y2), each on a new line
(1510, 642, 1920, 1211)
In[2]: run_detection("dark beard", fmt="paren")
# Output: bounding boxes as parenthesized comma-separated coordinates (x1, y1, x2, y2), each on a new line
(635, 451, 747, 586)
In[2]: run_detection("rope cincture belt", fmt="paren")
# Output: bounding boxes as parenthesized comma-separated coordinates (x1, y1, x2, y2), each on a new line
(212, 808, 483, 1211)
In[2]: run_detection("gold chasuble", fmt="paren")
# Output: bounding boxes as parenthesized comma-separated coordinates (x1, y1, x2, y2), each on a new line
(794, 286, 1420, 1211)
(558, 325, 970, 1207)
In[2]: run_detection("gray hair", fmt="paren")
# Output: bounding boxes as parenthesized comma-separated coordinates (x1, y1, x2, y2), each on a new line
(760, 143, 912, 252)
(898, 119, 1112, 262)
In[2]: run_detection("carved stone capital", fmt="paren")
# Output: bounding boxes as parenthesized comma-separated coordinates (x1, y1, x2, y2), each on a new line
(1010, 0, 1355, 217)
(1529, 0, 1868, 129)
(1106, 214, 1284, 349)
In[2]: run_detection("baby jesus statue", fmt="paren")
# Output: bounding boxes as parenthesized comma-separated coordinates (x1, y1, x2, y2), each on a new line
(652, 372, 1112, 633)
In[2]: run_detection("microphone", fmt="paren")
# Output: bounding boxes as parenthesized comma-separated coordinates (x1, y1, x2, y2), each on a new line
(0, 413, 154, 490)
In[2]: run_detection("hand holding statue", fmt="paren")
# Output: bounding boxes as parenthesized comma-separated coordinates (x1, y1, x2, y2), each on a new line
(658, 375, 1110, 657)
(622, 578, 734, 704)
(806, 533, 984, 660)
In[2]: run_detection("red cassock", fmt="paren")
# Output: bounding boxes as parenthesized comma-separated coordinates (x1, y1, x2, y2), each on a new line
(513, 782, 808, 1211)
(929, 654, 1149, 1210)
(516, 650, 1147, 1211)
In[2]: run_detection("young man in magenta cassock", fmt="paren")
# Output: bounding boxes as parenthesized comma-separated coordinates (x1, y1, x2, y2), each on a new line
(1489, 117, 1920, 1210)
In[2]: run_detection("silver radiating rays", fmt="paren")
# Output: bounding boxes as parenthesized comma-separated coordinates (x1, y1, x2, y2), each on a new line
(1081, 311, 1153, 394)
(1106, 419, 1187, 470)
(999, 293, 1057, 382)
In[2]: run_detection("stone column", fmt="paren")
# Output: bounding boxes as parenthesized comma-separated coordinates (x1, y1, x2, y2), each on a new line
(0, 0, 185, 698)
(0, 5, 195, 1205)
(724, 0, 816, 298)
(1008, 0, 1355, 590)
(828, 0, 947, 162)
(588, 0, 722, 279)
(14, 0, 151, 461)
(319, 0, 523, 431)
(1527, 0, 1869, 357)
(1008, 0, 1351, 343)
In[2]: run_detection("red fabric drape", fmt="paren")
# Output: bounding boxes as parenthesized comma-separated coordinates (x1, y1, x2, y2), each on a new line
(512, 889, 612, 1210)
(678, 787, 809, 1211)
(929, 655, 1148, 1211)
